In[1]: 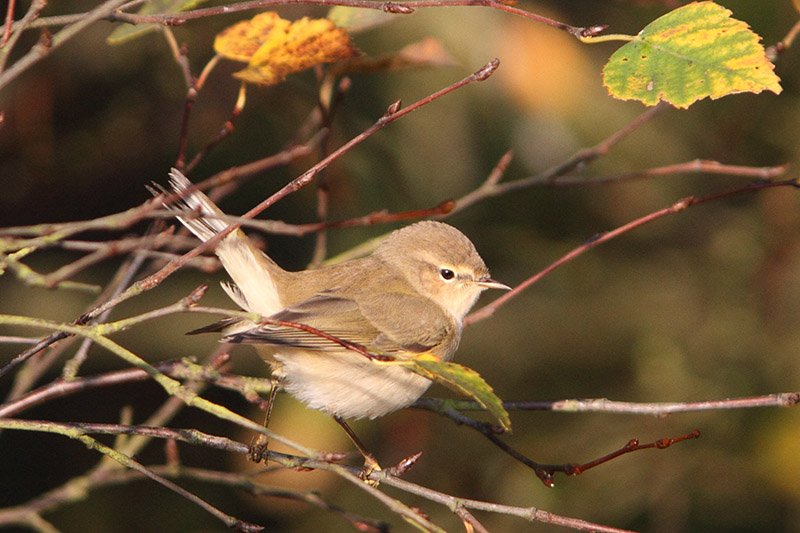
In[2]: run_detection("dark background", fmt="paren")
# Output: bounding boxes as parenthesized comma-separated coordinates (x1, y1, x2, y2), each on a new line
(1, 1, 799, 531)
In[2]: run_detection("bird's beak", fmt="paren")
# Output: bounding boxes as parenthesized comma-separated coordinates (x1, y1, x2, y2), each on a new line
(476, 277, 512, 291)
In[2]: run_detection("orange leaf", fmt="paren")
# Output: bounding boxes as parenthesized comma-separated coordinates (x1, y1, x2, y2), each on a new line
(214, 12, 357, 86)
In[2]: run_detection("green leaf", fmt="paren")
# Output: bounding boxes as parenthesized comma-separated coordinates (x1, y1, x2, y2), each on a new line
(107, 0, 208, 45)
(398, 355, 511, 432)
(603, 1, 782, 108)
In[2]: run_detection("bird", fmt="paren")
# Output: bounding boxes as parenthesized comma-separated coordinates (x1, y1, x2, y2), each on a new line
(156, 168, 509, 469)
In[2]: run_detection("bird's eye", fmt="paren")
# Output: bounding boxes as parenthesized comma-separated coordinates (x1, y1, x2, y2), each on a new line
(440, 268, 455, 281)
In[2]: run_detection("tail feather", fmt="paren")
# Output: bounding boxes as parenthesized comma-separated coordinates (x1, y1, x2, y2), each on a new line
(167, 168, 229, 242)
(153, 168, 284, 316)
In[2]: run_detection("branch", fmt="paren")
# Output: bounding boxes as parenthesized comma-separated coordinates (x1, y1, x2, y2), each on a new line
(465, 177, 800, 325)
(0, 311, 315, 456)
(377, 473, 635, 533)
(0, 0, 45, 74)
(240, 59, 499, 221)
(0, 0, 132, 92)
(127, 59, 499, 322)
(415, 392, 800, 417)
(83, 465, 389, 532)
(0, 419, 634, 532)
(102, 0, 594, 40)
(0, 419, 263, 532)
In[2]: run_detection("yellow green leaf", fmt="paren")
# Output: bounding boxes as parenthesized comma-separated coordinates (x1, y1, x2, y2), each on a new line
(107, 0, 208, 45)
(603, 1, 782, 108)
(214, 12, 357, 86)
(397, 354, 511, 432)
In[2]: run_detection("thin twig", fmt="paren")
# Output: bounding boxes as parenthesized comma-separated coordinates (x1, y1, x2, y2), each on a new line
(241, 59, 500, 221)
(766, 17, 800, 59)
(451, 104, 667, 215)
(465, 177, 800, 325)
(376, 471, 635, 533)
(1, 0, 17, 48)
(0, 419, 632, 532)
(0, 0, 44, 74)
(0, 0, 131, 92)
(90, 465, 389, 531)
(184, 83, 246, 173)
(0, 311, 315, 456)
(127, 59, 499, 319)
(414, 392, 800, 417)
(104, 0, 590, 38)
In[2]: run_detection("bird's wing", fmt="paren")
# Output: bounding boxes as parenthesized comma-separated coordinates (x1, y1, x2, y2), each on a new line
(223, 293, 380, 350)
(356, 291, 453, 355)
(223, 291, 453, 357)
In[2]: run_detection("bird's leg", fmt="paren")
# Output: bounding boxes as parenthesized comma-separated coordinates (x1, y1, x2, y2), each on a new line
(249, 378, 281, 463)
(333, 415, 382, 485)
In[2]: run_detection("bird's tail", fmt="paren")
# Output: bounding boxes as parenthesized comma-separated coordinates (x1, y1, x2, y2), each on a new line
(153, 168, 284, 316)
(165, 168, 231, 242)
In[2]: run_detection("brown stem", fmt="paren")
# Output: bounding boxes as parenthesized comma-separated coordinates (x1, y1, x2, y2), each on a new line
(465, 177, 800, 325)
(105, 0, 591, 40)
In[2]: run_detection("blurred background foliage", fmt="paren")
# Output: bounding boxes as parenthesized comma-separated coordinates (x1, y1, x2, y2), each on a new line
(1, 0, 800, 531)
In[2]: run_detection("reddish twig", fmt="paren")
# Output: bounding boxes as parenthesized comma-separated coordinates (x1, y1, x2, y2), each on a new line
(184, 83, 245, 173)
(560, 159, 788, 185)
(105, 0, 593, 39)
(1, 0, 15, 47)
(0, 0, 130, 92)
(241, 59, 499, 221)
(465, 177, 800, 325)
(40, 230, 175, 289)
(549, 430, 702, 479)
(438, 405, 700, 487)
(135, 60, 499, 305)
(164, 31, 196, 169)
(450, 104, 666, 215)
(0, 0, 44, 75)
(0, 360, 207, 418)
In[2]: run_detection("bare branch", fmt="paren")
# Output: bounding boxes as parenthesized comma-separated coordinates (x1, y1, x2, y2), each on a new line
(466, 177, 800, 325)
(0, 0, 132, 91)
